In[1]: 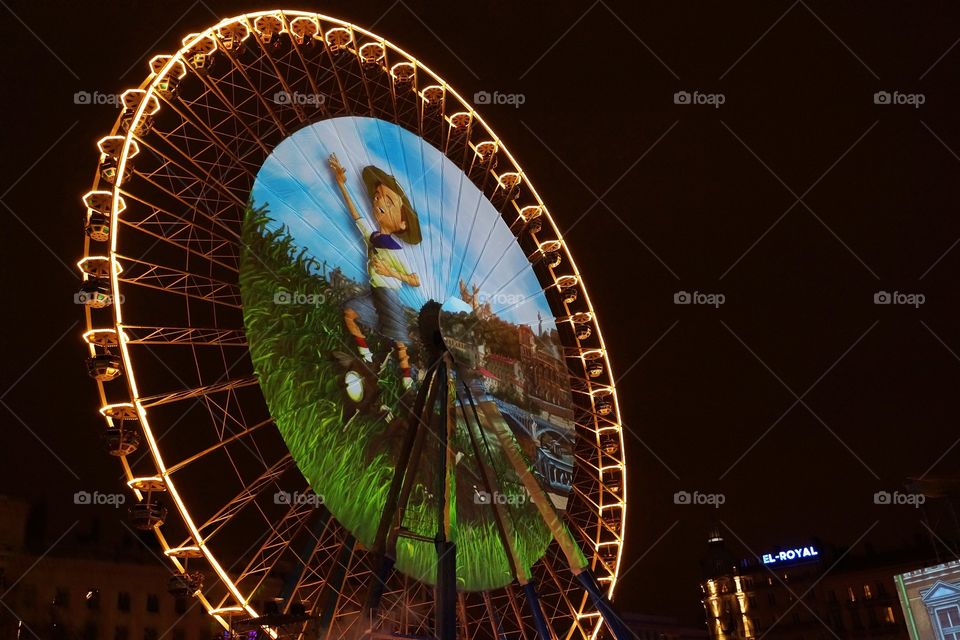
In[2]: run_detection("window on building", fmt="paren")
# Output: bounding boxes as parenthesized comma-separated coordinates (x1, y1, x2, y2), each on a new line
(146, 594, 159, 613)
(83, 623, 98, 640)
(85, 589, 100, 610)
(114, 627, 129, 640)
(830, 610, 845, 631)
(863, 584, 873, 600)
(117, 591, 131, 613)
(851, 610, 863, 629)
(768, 592, 776, 606)
(749, 596, 758, 609)
(936, 604, 960, 640)
(827, 589, 837, 603)
(144, 627, 158, 640)
(883, 606, 896, 624)
(53, 588, 69, 608)
(847, 587, 856, 603)
(877, 582, 888, 597)
(172, 630, 186, 640)
(175, 597, 188, 615)
(21, 584, 36, 609)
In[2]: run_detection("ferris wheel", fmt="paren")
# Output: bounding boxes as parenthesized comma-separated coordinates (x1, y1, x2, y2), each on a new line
(77, 10, 628, 640)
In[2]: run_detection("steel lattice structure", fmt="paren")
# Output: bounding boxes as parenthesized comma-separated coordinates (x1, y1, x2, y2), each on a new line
(78, 10, 627, 640)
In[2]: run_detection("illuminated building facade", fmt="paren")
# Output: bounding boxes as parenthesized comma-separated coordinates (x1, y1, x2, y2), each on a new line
(895, 559, 960, 639)
(700, 529, 934, 640)
(622, 612, 709, 640)
(0, 496, 222, 640)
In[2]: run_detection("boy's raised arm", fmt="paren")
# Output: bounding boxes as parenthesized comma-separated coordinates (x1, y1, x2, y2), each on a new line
(328, 153, 363, 223)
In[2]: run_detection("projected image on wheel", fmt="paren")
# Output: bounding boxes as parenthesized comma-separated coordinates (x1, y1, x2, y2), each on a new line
(240, 116, 577, 591)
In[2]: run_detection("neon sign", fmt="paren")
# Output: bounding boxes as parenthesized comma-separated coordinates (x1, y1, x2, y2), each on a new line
(761, 545, 819, 566)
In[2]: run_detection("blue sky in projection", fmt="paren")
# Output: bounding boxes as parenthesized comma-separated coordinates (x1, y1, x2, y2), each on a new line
(250, 116, 556, 330)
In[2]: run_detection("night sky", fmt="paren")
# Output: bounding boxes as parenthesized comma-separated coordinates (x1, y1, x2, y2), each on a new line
(2, 0, 960, 627)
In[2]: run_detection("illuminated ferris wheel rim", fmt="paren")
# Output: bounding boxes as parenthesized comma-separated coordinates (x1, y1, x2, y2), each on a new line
(81, 8, 627, 638)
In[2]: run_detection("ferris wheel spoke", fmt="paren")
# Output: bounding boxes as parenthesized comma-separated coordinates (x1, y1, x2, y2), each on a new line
(332, 34, 380, 118)
(354, 46, 400, 125)
(503, 584, 534, 640)
(278, 510, 343, 611)
(164, 417, 271, 475)
(132, 134, 250, 211)
(385, 65, 420, 134)
(225, 498, 317, 608)
(563, 518, 617, 581)
(297, 531, 356, 634)
(120, 325, 247, 347)
(308, 33, 355, 120)
(135, 127, 251, 201)
(397, 579, 429, 636)
(323, 543, 374, 638)
(536, 555, 587, 640)
(207, 34, 290, 139)
(568, 485, 604, 518)
(457, 593, 472, 640)
(116, 202, 240, 273)
(176, 71, 272, 184)
(122, 172, 244, 243)
(571, 452, 614, 479)
(153, 93, 262, 183)
(116, 255, 242, 307)
(183, 61, 279, 156)
(240, 16, 313, 126)
(416, 85, 447, 156)
(465, 593, 503, 640)
(191, 453, 294, 545)
(138, 375, 259, 409)
(118, 188, 240, 248)
(385, 60, 418, 129)
(480, 592, 504, 640)
(280, 13, 331, 113)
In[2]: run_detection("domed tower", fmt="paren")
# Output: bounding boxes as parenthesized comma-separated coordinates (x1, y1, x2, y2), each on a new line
(703, 524, 737, 579)
(700, 526, 755, 640)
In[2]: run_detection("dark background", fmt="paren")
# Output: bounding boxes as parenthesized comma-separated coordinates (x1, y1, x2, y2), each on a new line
(2, 0, 960, 627)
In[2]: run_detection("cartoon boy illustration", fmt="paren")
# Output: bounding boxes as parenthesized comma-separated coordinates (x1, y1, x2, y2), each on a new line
(328, 153, 422, 389)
